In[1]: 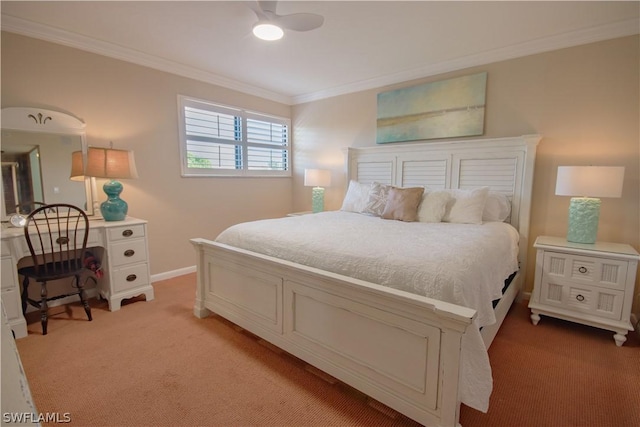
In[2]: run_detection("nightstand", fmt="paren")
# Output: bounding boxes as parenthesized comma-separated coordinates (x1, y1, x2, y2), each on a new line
(529, 236, 639, 346)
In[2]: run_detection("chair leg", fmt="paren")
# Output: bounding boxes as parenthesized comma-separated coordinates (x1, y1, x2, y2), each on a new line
(40, 282, 48, 335)
(21, 276, 30, 315)
(77, 275, 92, 322)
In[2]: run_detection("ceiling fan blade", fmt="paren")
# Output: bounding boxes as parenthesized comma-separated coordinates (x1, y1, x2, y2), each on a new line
(276, 13, 324, 32)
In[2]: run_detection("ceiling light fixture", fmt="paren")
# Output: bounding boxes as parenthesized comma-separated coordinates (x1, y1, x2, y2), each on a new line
(252, 22, 284, 41)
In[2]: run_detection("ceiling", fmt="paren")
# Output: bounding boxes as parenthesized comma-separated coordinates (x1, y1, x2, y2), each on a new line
(2, 1, 638, 105)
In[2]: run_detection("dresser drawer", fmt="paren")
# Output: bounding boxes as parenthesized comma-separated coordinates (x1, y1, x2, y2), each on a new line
(108, 224, 145, 242)
(109, 239, 148, 267)
(542, 251, 628, 290)
(112, 264, 150, 293)
(539, 277, 624, 320)
(17, 229, 101, 257)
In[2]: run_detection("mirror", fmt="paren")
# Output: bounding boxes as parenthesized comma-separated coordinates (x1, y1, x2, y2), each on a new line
(1, 108, 94, 221)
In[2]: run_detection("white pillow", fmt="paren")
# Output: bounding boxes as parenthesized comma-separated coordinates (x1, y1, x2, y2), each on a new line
(417, 190, 452, 223)
(340, 180, 371, 213)
(442, 187, 490, 224)
(363, 182, 391, 217)
(483, 191, 511, 222)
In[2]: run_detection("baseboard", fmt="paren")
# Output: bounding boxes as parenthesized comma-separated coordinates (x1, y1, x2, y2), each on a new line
(519, 291, 532, 303)
(151, 265, 196, 282)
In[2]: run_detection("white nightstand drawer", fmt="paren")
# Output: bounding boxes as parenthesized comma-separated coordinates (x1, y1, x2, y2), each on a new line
(108, 224, 145, 242)
(110, 239, 148, 266)
(543, 251, 628, 290)
(540, 278, 624, 320)
(112, 264, 150, 293)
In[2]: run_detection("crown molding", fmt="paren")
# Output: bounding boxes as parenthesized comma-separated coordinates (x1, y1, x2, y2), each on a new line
(291, 18, 640, 105)
(1, 15, 294, 105)
(2, 14, 638, 106)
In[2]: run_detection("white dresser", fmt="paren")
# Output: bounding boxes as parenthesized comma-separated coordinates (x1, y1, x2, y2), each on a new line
(529, 236, 639, 346)
(1, 217, 154, 338)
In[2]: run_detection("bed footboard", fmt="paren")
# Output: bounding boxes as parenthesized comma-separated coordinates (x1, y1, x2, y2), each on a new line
(191, 238, 477, 427)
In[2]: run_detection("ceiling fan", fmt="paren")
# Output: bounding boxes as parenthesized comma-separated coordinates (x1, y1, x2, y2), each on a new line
(248, 1, 324, 41)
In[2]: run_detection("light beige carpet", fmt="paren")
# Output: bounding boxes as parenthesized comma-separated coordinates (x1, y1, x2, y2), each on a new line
(14, 273, 640, 426)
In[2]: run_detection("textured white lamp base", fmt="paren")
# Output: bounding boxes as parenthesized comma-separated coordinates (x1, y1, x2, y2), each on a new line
(311, 187, 325, 213)
(567, 197, 600, 244)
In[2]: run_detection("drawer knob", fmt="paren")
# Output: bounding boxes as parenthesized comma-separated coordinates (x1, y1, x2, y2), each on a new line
(122, 229, 133, 237)
(578, 266, 588, 274)
(576, 294, 585, 302)
(126, 274, 137, 282)
(124, 249, 135, 257)
(56, 237, 69, 245)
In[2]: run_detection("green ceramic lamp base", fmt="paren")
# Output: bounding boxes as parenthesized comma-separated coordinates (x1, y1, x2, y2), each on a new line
(311, 187, 325, 213)
(566, 197, 600, 244)
(100, 179, 129, 221)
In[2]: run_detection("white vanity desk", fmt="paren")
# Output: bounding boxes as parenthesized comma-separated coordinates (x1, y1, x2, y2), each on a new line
(1, 217, 154, 338)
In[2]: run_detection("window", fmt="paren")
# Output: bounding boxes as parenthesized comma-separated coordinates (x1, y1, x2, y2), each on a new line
(178, 96, 290, 177)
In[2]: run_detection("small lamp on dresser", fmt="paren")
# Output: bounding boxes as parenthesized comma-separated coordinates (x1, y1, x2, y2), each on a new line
(555, 166, 624, 244)
(304, 169, 331, 213)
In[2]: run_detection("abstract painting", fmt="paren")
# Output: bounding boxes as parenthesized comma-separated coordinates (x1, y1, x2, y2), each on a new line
(377, 72, 487, 143)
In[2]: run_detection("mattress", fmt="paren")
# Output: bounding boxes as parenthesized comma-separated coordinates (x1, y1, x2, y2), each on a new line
(216, 210, 520, 412)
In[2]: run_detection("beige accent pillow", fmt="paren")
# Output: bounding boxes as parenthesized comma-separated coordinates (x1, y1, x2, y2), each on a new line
(418, 190, 452, 223)
(442, 187, 490, 224)
(381, 186, 425, 222)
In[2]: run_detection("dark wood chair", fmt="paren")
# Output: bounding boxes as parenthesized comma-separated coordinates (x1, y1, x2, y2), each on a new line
(18, 204, 93, 335)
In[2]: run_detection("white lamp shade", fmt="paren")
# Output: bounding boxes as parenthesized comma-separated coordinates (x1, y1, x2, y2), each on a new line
(304, 169, 331, 187)
(84, 147, 139, 179)
(555, 166, 624, 198)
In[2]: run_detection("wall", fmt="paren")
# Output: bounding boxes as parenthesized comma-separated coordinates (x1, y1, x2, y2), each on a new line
(292, 36, 640, 313)
(1, 32, 293, 276)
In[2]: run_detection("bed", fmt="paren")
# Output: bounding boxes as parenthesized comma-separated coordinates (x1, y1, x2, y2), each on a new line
(191, 134, 540, 426)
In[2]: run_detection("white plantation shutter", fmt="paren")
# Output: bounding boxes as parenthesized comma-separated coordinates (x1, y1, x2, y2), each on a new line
(179, 96, 290, 176)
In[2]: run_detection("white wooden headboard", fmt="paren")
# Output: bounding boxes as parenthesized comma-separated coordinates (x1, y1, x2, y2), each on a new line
(345, 135, 541, 278)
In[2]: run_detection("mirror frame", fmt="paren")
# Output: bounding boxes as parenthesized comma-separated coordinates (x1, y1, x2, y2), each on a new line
(1, 107, 95, 219)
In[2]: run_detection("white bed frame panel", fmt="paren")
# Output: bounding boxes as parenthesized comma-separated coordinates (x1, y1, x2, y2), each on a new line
(192, 135, 540, 426)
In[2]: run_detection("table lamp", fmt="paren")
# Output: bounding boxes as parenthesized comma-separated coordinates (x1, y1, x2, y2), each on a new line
(555, 166, 624, 244)
(84, 146, 138, 221)
(304, 169, 331, 213)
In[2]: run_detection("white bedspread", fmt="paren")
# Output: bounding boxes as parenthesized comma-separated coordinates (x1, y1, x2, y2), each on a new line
(216, 211, 520, 412)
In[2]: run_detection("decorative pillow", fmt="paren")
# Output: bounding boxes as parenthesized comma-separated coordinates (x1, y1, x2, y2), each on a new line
(340, 180, 371, 213)
(381, 186, 424, 222)
(442, 187, 490, 224)
(363, 182, 391, 216)
(483, 191, 511, 222)
(417, 190, 452, 223)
